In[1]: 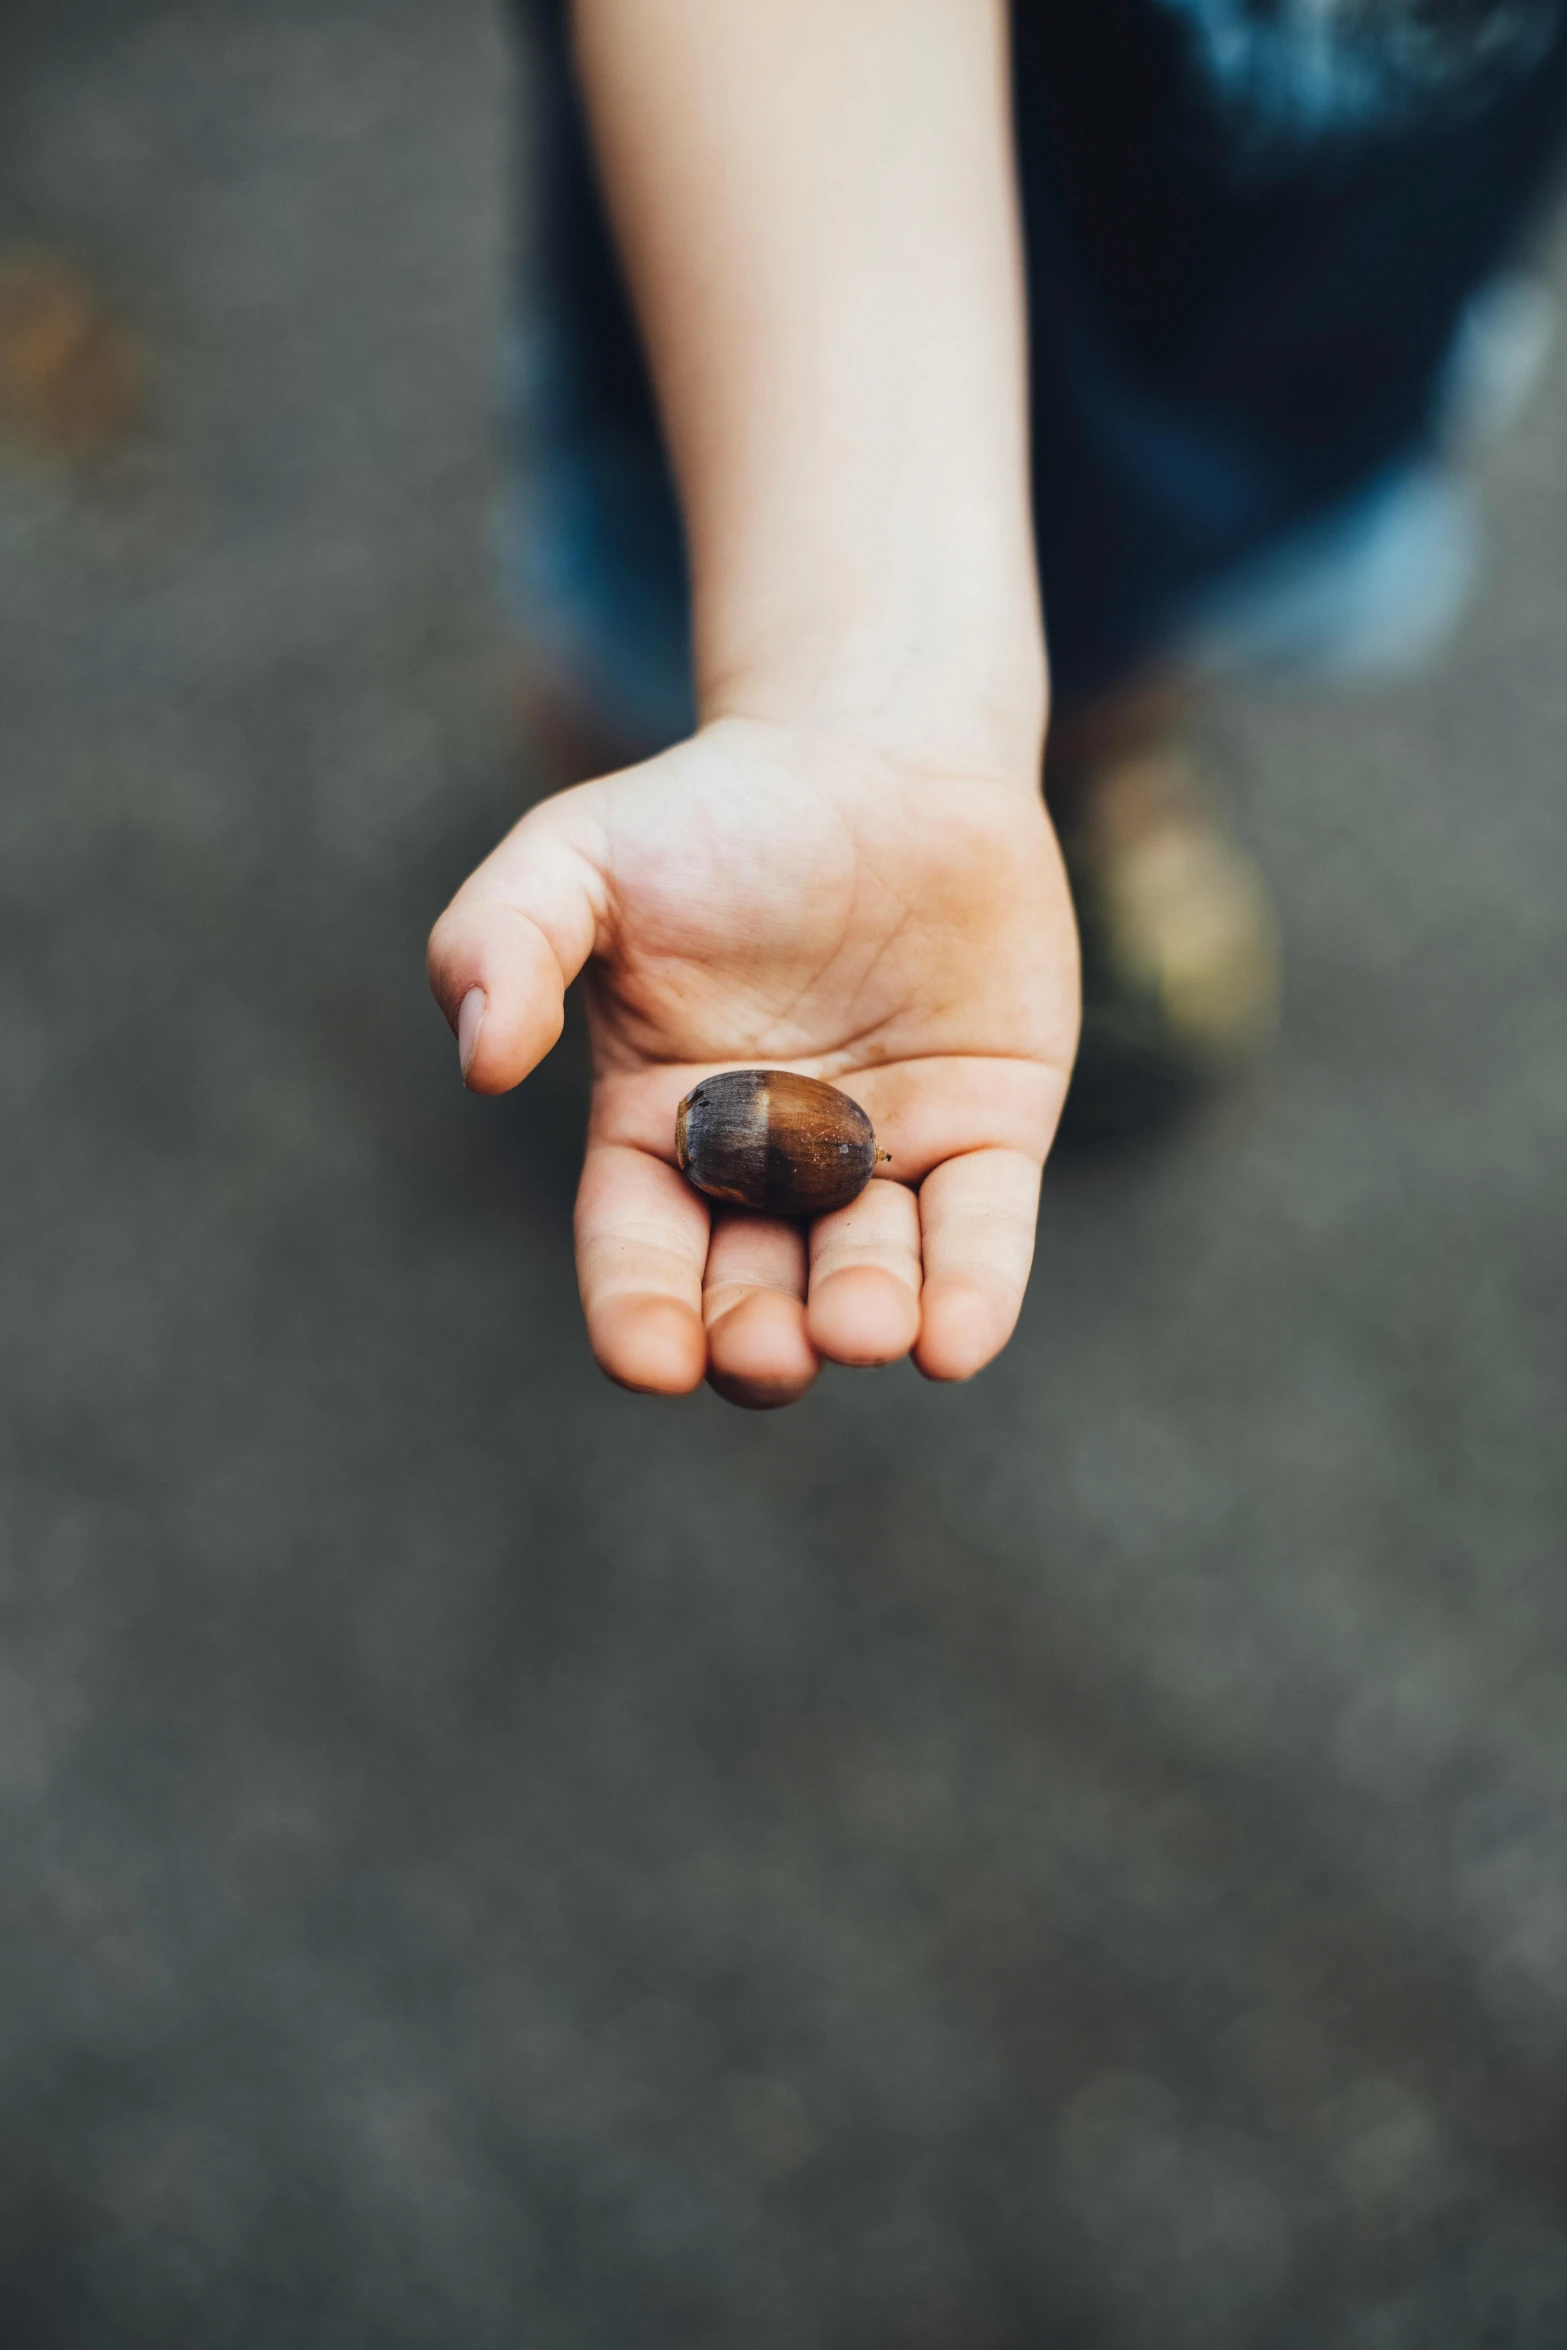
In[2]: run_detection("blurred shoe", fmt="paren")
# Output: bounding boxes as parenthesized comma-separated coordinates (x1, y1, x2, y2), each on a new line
(1048, 709, 1281, 1146)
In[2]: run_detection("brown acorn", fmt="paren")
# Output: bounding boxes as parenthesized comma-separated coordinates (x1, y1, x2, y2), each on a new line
(676, 1069, 887, 1217)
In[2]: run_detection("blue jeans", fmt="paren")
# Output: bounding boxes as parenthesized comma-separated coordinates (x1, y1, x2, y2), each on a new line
(506, 0, 1567, 746)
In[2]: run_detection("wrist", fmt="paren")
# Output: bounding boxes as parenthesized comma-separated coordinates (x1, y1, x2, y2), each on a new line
(696, 608, 1049, 788)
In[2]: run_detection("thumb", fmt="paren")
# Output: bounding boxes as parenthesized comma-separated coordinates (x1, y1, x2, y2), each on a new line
(426, 791, 606, 1095)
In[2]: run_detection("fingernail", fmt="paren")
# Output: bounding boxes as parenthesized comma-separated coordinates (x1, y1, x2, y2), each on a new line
(457, 986, 487, 1082)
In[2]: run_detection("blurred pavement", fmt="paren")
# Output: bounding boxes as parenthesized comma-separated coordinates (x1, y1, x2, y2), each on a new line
(2, 3, 1566, 2345)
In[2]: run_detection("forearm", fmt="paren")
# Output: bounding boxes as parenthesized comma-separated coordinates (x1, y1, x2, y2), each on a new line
(571, 0, 1046, 778)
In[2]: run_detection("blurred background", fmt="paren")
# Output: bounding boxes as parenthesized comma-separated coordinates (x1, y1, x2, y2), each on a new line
(2, 2, 1566, 2344)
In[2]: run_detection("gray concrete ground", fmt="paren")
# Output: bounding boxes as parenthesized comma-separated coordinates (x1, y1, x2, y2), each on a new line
(2, 3, 1566, 2344)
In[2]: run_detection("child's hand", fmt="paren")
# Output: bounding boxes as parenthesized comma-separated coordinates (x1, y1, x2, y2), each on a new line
(429, 716, 1078, 1407)
(476, 0, 1061, 1404)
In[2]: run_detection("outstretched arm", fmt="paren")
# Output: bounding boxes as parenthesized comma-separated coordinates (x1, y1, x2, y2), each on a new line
(429, 0, 1077, 1406)
(573, 0, 1046, 772)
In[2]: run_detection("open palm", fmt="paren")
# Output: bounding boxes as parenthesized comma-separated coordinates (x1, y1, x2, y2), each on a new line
(429, 717, 1078, 1407)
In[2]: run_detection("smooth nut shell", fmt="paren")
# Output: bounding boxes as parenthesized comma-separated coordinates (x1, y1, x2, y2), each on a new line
(676, 1069, 880, 1217)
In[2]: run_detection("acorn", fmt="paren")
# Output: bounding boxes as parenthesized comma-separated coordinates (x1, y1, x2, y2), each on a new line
(676, 1068, 888, 1217)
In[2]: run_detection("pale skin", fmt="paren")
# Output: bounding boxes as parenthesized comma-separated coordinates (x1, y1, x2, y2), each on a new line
(428, 0, 1081, 1407)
